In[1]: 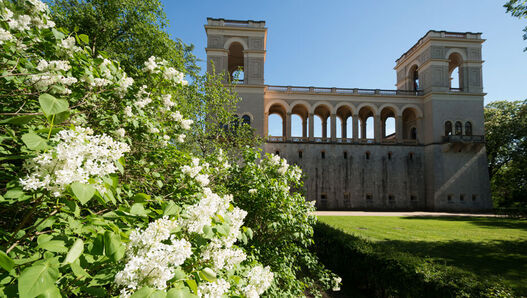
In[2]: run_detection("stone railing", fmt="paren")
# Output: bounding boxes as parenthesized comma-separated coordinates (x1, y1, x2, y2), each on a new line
(267, 136, 422, 145)
(266, 85, 423, 96)
(443, 135, 484, 143)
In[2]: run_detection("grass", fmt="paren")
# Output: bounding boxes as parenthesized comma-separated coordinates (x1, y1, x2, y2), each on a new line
(318, 216, 527, 295)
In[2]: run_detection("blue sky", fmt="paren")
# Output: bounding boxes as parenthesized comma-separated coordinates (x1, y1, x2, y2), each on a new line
(161, 0, 527, 136)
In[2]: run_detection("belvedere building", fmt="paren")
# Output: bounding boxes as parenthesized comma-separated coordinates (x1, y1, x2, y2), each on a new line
(205, 18, 492, 211)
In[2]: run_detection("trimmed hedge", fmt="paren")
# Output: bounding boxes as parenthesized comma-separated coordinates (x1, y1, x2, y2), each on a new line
(313, 222, 514, 298)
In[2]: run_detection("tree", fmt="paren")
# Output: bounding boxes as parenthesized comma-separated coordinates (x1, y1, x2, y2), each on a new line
(504, 0, 527, 51)
(49, 0, 198, 76)
(484, 100, 527, 206)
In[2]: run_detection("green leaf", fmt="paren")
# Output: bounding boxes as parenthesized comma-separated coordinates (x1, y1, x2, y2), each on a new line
(130, 203, 147, 216)
(18, 261, 59, 298)
(70, 260, 90, 279)
(63, 239, 84, 264)
(22, 133, 48, 150)
(0, 115, 36, 125)
(103, 231, 124, 261)
(0, 251, 14, 272)
(39, 93, 69, 116)
(36, 285, 61, 298)
(185, 280, 198, 295)
(199, 268, 216, 282)
(71, 182, 96, 205)
(4, 189, 24, 199)
(39, 240, 68, 253)
(131, 287, 167, 298)
(51, 28, 65, 40)
(163, 201, 180, 216)
(172, 268, 186, 281)
(166, 288, 197, 298)
(78, 34, 89, 44)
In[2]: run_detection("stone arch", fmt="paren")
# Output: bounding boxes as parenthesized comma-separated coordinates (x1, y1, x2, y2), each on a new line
(448, 51, 464, 90)
(445, 48, 467, 62)
(379, 105, 398, 139)
(408, 64, 420, 90)
(266, 101, 288, 137)
(358, 105, 376, 139)
(402, 108, 419, 140)
(335, 103, 355, 139)
(310, 101, 334, 114)
(227, 41, 245, 82)
(265, 99, 290, 114)
(313, 103, 332, 138)
(356, 103, 378, 116)
(290, 101, 310, 138)
(223, 37, 248, 51)
(400, 104, 423, 118)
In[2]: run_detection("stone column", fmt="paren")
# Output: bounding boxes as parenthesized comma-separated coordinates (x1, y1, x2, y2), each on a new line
(309, 114, 314, 141)
(264, 112, 269, 137)
(322, 118, 327, 139)
(395, 115, 403, 143)
(285, 112, 291, 141)
(353, 115, 359, 141)
(360, 119, 366, 140)
(341, 118, 347, 139)
(330, 114, 336, 142)
(302, 117, 307, 138)
(374, 115, 381, 143)
(417, 116, 424, 144)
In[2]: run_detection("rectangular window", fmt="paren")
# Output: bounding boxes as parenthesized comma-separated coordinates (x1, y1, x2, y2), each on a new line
(298, 151, 303, 159)
(460, 194, 465, 201)
(343, 151, 348, 159)
(366, 194, 372, 201)
(321, 151, 325, 159)
(388, 195, 395, 201)
(410, 195, 417, 201)
(320, 194, 328, 209)
(472, 194, 477, 201)
(447, 195, 453, 202)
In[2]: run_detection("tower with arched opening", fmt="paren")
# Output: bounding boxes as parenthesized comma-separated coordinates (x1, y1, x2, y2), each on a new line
(205, 20, 491, 212)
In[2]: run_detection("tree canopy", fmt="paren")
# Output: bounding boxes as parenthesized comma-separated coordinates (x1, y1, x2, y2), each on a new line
(505, 0, 527, 51)
(484, 100, 527, 207)
(49, 0, 198, 76)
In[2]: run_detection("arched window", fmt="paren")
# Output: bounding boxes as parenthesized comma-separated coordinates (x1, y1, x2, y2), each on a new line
(455, 121, 462, 136)
(409, 65, 419, 91)
(465, 121, 472, 136)
(228, 42, 244, 83)
(241, 115, 251, 126)
(448, 53, 463, 90)
(445, 121, 453, 136)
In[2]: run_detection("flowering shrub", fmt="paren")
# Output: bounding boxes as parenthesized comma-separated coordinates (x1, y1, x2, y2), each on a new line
(0, 0, 338, 297)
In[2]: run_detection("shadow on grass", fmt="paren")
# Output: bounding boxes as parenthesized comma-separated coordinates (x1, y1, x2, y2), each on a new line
(374, 237, 527, 295)
(402, 216, 527, 231)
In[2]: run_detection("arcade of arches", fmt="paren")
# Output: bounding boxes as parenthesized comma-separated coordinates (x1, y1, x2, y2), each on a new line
(266, 102, 421, 144)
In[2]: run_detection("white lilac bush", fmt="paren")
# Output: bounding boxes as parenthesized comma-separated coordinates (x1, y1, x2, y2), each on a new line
(0, 1, 277, 297)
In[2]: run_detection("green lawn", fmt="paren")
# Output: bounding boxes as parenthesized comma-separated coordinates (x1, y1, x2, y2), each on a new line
(318, 216, 527, 295)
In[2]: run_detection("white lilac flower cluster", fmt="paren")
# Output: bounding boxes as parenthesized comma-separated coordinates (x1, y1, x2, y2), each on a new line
(241, 266, 275, 298)
(30, 59, 77, 93)
(197, 278, 231, 298)
(115, 216, 192, 293)
(19, 127, 130, 196)
(1, 1, 54, 33)
(181, 158, 210, 186)
(178, 187, 231, 234)
(266, 153, 302, 181)
(143, 56, 188, 86)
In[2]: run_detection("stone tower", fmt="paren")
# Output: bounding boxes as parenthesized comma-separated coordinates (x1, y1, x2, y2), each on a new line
(205, 18, 268, 135)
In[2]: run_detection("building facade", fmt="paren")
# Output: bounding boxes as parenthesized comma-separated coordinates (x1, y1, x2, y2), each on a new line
(205, 18, 492, 211)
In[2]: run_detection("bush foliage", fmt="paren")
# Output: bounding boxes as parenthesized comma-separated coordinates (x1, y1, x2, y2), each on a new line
(314, 223, 514, 298)
(0, 0, 337, 297)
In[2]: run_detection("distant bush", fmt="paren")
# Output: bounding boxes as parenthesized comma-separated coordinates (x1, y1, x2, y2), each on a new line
(313, 223, 514, 298)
